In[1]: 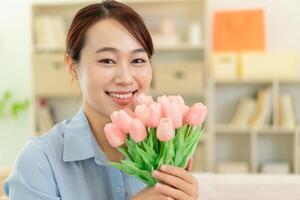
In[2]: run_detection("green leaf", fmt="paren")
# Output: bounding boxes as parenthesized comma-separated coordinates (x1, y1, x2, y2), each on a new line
(179, 127, 205, 168)
(173, 126, 187, 166)
(111, 160, 157, 186)
(142, 141, 158, 161)
(118, 145, 133, 162)
(126, 137, 137, 159)
(110, 162, 150, 185)
(136, 146, 154, 171)
(134, 144, 144, 167)
(147, 128, 154, 148)
(156, 141, 166, 168)
(164, 140, 174, 165)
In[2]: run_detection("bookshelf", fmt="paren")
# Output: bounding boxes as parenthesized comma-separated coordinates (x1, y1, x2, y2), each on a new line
(206, 77, 300, 174)
(31, 0, 207, 171)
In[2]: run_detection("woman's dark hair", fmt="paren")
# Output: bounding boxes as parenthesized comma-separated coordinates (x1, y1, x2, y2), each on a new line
(66, 0, 153, 62)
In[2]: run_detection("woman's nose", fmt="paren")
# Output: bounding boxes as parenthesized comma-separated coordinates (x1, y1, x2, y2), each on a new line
(114, 63, 134, 85)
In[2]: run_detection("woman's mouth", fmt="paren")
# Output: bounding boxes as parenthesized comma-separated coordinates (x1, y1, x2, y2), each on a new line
(105, 90, 138, 105)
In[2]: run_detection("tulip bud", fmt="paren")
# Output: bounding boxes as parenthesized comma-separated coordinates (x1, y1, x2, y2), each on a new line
(104, 123, 126, 147)
(129, 119, 148, 142)
(135, 104, 149, 127)
(135, 93, 153, 106)
(156, 118, 175, 141)
(147, 103, 162, 128)
(183, 103, 207, 126)
(111, 110, 132, 133)
(168, 102, 183, 129)
(157, 95, 171, 117)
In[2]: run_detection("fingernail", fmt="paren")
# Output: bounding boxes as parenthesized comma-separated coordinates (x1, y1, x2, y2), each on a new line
(155, 183, 162, 189)
(152, 170, 159, 177)
(161, 165, 167, 170)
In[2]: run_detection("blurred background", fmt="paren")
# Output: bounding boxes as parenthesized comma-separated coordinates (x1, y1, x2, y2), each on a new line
(1, 0, 300, 199)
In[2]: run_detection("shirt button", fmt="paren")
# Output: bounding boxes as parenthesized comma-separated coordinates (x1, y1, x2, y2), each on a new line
(116, 185, 122, 193)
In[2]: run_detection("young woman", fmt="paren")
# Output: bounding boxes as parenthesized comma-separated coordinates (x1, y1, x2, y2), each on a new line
(4, 1, 199, 200)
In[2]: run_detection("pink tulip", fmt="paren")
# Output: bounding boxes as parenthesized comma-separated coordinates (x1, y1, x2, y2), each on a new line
(183, 103, 208, 126)
(135, 104, 149, 127)
(123, 107, 136, 118)
(111, 110, 132, 134)
(104, 123, 126, 147)
(147, 103, 162, 128)
(129, 118, 148, 142)
(135, 93, 153, 106)
(156, 118, 175, 141)
(167, 102, 183, 129)
(168, 95, 188, 116)
(182, 105, 190, 117)
(157, 95, 171, 117)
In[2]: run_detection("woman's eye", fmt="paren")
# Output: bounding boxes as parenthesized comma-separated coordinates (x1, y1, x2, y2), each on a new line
(98, 59, 115, 64)
(131, 58, 146, 64)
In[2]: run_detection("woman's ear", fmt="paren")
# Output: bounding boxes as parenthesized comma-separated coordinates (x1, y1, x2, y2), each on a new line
(65, 53, 78, 79)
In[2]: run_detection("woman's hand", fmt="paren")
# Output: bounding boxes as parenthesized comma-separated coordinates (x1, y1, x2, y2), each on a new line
(131, 186, 171, 200)
(132, 158, 198, 200)
(151, 161, 199, 200)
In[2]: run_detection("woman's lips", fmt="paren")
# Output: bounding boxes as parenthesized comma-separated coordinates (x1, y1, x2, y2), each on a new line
(106, 90, 138, 105)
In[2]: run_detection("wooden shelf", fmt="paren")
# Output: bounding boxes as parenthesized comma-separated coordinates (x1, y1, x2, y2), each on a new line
(215, 125, 252, 134)
(150, 89, 203, 98)
(208, 74, 300, 173)
(34, 43, 205, 54)
(213, 78, 300, 85)
(155, 43, 204, 52)
(215, 125, 296, 134)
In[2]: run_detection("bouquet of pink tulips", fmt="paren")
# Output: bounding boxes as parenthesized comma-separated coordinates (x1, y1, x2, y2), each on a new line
(104, 94, 207, 186)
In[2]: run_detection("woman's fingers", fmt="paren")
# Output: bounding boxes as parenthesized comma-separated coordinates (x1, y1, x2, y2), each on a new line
(155, 182, 192, 200)
(185, 157, 193, 172)
(152, 170, 193, 197)
(160, 165, 197, 185)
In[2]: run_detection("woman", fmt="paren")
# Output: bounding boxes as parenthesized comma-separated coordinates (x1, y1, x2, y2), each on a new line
(4, 1, 199, 200)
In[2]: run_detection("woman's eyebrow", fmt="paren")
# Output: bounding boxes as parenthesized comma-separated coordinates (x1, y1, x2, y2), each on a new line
(95, 47, 117, 53)
(95, 47, 146, 54)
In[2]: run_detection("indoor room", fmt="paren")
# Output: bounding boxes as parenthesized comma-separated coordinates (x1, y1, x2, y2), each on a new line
(1, 0, 300, 199)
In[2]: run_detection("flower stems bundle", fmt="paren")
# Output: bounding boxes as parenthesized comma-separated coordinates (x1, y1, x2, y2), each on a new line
(104, 94, 207, 186)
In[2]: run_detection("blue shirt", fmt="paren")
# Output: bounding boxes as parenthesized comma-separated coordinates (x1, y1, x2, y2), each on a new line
(4, 107, 146, 200)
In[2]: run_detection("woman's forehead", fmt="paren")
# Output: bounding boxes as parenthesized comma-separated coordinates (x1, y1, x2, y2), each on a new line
(84, 19, 143, 53)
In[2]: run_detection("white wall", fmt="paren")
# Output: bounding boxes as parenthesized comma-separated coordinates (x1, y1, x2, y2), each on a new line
(0, 0, 31, 166)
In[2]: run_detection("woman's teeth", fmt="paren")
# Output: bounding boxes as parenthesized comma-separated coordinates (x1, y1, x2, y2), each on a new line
(108, 92, 133, 99)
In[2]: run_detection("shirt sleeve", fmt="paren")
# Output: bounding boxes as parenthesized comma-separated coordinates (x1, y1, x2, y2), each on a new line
(4, 139, 61, 200)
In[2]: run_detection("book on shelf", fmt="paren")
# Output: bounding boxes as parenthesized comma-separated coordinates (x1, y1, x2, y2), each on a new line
(36, 98, 54, 134)
(250, 88, 272, 128)
(217, 161, 249, 173)
(230, 97, 256, 127)
(34, 15, 66, 50)
(260, 162, 290, 174)
(279, 94, 296, 129)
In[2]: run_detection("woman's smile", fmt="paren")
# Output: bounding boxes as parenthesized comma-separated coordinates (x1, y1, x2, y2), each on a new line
(105, 90, 139, 105)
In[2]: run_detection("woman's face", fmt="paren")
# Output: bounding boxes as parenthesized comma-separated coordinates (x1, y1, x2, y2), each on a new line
(76, 19, 152, 119)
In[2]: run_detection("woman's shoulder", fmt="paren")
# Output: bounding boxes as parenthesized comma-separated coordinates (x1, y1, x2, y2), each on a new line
(3, 124, 66, 199)
(17, 118, 71, 167)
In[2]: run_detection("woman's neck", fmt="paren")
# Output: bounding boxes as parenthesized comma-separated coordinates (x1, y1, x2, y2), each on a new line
(83, 102, 125, 163)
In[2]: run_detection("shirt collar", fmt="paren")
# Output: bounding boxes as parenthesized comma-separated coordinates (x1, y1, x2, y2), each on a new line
(62, 107, 110, 166)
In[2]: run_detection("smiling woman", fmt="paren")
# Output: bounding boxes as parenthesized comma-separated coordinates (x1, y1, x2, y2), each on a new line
(3, 1, 199, 200)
